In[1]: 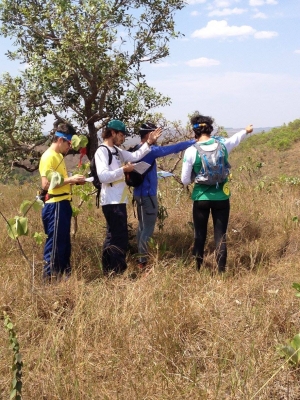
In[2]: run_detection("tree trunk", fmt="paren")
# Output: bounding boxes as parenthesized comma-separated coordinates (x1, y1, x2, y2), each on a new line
(87, 123, 100, 160)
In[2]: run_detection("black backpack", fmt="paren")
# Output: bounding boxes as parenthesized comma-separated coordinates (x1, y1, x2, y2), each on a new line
(124, 144, 155, 188)
(89, 145, 118, 207)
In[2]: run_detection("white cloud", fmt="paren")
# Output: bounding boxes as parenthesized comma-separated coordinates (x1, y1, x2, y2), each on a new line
(253, 11, 267, 18)
(151, 62, 177, 68)
(294, 50, 300, 54)
(254, 30, 278, 39)
(185, 57, 220, 67)
(149, 71, 300, 128)
(191, 20, 278, 40)
(249, 0, 277, 6)
(191, 11, 200, 16)
(186, 0, 206, 4)
(213, 0, 233, 6)
(206, 1, 241, 9)
(249, 0, 264, 5)
(208, 8, 247, 17)
(191, 20, 256, 39)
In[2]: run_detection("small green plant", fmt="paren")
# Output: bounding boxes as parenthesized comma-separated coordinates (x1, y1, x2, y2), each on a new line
(237, 157, 264, 181)
(148, 237, 168, 264)
(292, 282, 300, 297)
(3, 312, 23, 400)
(157, 191, 168, 231)
(254, 177, 274, 192)
(0, 198, 45, 271)
(277, 283, 300, 367)
(279, 175, 300, 186)
(157, 204, 168, 231)
(277, 333, 300, 367)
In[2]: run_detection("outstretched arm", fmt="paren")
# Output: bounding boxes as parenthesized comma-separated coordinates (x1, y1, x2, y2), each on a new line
(224, 124, 253, 154)
(151, 139, 196, 158)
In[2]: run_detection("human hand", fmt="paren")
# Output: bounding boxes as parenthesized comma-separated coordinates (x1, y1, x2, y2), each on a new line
(245, 124, 253, 134)
(147, 127, 163, 145)
(71, 174, 86, 185)
(123, 162, 134, 173)
(43, 181, 50, 190)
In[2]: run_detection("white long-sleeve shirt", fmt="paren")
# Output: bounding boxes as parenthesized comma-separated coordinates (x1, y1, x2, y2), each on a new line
(95, 142, 151, 205)
(181, 129, 247, 186)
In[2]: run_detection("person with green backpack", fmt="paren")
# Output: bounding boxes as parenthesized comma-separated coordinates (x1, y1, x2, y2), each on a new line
(181, 112, 253, 273)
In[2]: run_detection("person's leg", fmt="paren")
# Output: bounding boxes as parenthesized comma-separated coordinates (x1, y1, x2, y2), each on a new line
(134, 196, 143, 258)
(55, 201, 72, 276)
(42, 203, 54, 277)
(102, 204, 128, 274)
(101, 216, 112, 275)
(42, 201, 72, 277)
(211, 199, 230, 272)
(192, 200, 210, 270)
(135, 195, 158, 264)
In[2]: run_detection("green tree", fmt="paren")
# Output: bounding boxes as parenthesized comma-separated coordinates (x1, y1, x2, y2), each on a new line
(0, 73, 47, 176)
(0, 0, 185, 167)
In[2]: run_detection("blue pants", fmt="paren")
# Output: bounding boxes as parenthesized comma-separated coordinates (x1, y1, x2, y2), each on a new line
(42, 200, 72, 277)
(102, 204, 128, 274)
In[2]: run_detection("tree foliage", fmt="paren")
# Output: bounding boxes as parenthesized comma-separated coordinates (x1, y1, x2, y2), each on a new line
(0, 0, 185, 169)
(0, 73, 46, 176)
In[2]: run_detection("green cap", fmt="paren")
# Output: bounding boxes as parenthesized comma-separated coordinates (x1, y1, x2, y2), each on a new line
(107, 120, 129, 135)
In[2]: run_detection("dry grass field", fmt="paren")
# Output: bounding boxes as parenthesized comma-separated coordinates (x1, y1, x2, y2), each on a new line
(1, 129, 300, 399)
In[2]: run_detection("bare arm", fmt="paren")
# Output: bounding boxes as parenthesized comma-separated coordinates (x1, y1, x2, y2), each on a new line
(41, 174, 85, 189)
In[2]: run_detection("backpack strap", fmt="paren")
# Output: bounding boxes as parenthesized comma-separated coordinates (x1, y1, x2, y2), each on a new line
(98, 144, 119, 188)
(98, 144, 117, 165)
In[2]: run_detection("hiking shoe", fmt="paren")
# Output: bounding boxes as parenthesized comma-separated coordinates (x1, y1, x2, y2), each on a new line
(137, 261, 147, 270)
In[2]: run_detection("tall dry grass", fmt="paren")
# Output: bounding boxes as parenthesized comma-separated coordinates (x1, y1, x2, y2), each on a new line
(1, 140, 300, 399)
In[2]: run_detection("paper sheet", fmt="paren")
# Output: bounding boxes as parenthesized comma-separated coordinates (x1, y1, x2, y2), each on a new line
(157, 171, 174, 179)
(132, 161, 152, 174)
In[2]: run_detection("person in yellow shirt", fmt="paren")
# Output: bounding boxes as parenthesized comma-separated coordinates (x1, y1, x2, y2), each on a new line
(39, 123, 85, 280)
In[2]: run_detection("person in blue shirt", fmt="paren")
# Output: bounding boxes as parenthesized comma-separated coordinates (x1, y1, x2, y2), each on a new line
(133, 122, 196, 270)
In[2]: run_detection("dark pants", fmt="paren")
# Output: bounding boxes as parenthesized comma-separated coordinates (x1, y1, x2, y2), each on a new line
(42, 200, 72, 277)
(193, 199, 230, 272)
(102, 203, 128, 274)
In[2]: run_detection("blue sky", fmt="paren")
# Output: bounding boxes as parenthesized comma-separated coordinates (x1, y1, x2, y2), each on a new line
(0, 0, 299, 129)
(142, 0, 300, 128)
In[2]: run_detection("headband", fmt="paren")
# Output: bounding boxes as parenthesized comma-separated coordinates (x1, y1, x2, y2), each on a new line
(55, 131, 73, 141)
(193, 123, 207, 129)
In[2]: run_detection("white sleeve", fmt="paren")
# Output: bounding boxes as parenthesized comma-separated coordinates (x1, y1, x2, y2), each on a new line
(95, 147, 124, 184)
(118, 142, 151, 162)
(181, 147, 196, 186)
(224, 129, 247, 154)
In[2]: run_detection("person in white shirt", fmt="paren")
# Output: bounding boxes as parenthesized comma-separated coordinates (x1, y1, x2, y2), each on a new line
(94, 119, 161, 275)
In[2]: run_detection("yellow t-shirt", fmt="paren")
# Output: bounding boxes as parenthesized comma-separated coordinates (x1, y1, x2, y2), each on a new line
(39, 148, 72, 203)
